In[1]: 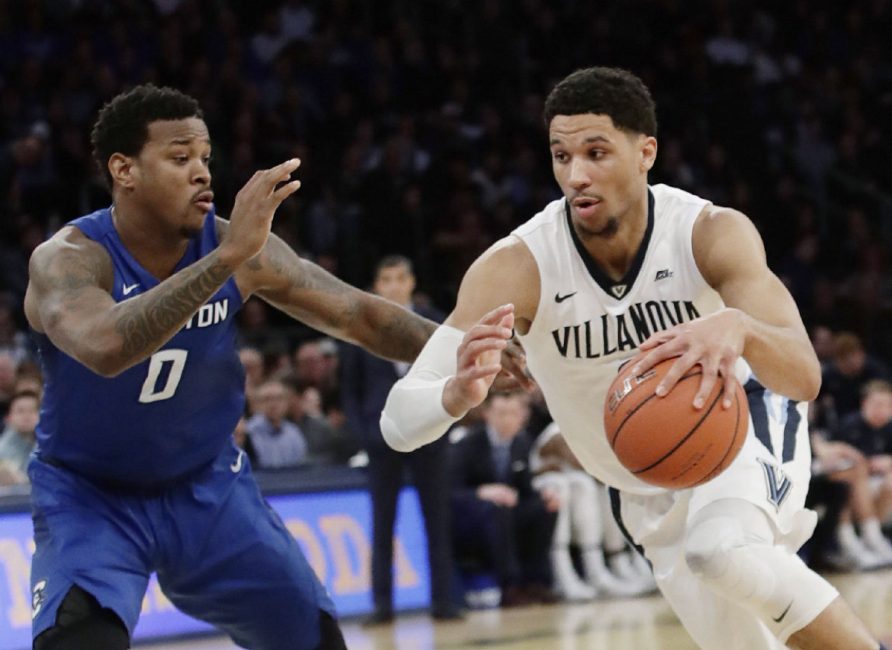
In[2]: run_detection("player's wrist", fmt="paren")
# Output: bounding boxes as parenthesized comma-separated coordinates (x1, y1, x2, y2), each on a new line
(215, 242, 248, 270)
(442, 377, 475, 417)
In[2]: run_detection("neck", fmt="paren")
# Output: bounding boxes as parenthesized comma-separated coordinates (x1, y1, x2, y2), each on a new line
(576, 190, 649, 282)
(112, 201, 191, 280)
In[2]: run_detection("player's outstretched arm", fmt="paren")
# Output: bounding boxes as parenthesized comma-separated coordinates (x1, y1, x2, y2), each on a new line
(379, 237, 538, 452)
(24, 159, 301, 377)
(634, 207, 820, 405)
(237, 233, 438, 362)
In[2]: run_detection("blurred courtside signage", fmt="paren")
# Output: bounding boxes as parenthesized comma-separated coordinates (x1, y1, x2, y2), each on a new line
(0, 488, 430, 649)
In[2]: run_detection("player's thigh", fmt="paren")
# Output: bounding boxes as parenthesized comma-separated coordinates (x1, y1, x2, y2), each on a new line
(159, 461, 339, 650)
(29, 458, 151, 642)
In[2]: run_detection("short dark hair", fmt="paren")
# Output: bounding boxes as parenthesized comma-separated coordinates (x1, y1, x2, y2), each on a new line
(375, 255, 414, 277)
(543, 67, 657, 136)
(90, 84, 204, 190)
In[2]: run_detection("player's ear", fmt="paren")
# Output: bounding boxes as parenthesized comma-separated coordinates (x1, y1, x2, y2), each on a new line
(108, 154, 137, 189)
(639, 135, 657, 173)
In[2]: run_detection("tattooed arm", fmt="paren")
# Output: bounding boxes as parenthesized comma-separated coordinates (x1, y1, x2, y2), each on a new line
(232, 226, 437, 363)
(24, 227, 237, 377)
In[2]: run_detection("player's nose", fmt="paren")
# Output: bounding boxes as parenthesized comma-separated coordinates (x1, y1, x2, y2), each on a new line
(567, 158, 591, 190)
(192, 159, 211, 185)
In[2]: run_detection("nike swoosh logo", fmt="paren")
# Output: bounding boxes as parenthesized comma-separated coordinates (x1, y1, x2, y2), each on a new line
(555, 291, 577, 303)
(230, 450, 244, 473)
(772, 601, 793, 623)
(122, 283, 140, 295)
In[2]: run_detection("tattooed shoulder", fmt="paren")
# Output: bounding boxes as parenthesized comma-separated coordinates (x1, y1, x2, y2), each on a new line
(31, 228, 113, 295)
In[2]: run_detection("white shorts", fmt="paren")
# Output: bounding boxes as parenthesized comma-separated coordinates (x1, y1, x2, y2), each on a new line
(612, 393, 817, 650)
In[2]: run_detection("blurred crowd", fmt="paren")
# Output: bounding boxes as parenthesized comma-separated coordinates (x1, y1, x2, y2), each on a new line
(1, 0, 892, 612)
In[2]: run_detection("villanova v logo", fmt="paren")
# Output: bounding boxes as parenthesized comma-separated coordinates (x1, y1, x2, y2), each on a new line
(758, 459, 792, 511)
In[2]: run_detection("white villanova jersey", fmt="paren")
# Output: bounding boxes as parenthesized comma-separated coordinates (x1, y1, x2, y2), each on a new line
(514, 183, 754, 495)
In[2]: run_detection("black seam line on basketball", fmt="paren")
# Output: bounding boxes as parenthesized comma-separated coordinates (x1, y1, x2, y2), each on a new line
(609, 370, 702, 446)
(632, 386, 725, 475)
(693, 388, 741, 487)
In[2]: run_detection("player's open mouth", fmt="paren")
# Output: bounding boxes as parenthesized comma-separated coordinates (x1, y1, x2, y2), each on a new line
(193, 191, 214, 212)
(573, 197, 600, 217)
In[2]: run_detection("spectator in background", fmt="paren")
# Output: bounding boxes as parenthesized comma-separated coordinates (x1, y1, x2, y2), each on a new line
(238, 346, 265, 414)
(294, 338, 338, 398)
(0, 351, 18, 416)
(834, 381, 892, 529)
(0, 296, 31, 364)
(282, 374, 356, 465)
(340, 256, 459, 623)
(810, 432, 892, 569)
(529, 423, 655, 601)
(450, 392, 559, 607)
(0, 390, 39, 485)
(246, 379, 308, 469)
(820, 332, 890, 429)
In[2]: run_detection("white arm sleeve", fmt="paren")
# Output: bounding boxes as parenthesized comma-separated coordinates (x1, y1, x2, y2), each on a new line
(380, 324, 464, 452)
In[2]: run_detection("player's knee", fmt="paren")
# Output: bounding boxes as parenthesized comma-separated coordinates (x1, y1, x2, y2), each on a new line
(315, 609, 347, 650)
(684, 518, 737, 579)
(34, 586, 129, 650)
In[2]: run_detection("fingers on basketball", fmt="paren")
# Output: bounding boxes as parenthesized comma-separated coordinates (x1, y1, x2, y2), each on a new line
(604, 357, 748, 489)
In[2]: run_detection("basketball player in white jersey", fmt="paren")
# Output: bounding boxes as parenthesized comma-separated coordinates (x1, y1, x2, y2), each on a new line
(380, 68, 885, 650)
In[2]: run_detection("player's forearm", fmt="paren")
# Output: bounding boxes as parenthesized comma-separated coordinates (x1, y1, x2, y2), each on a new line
(351, 296, 438, 362)
(739, 310, 821, 401)
(96, 250, 236, 376)
(380, 325, 464, 452)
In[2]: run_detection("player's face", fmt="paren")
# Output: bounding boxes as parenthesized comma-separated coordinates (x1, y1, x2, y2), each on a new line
(130, 118, 213, 238)
(549, 114, 656, 239)
(374, 264, 416, 305)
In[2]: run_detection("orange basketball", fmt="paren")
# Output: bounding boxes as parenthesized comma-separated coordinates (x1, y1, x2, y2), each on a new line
(603, 357, 748, 489)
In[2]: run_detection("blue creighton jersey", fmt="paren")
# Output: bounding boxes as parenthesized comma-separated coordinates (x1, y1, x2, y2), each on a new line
(34, 207, 245, 486)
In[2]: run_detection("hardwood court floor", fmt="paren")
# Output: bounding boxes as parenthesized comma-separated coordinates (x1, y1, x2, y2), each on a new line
(143, 568, 892, 649)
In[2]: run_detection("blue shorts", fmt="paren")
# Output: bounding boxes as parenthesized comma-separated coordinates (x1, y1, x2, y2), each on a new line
(29, 443, 336, 649)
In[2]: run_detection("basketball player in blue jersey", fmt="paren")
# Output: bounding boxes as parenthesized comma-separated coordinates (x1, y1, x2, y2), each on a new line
(382, 68, 886, 649)
(21, 85, 453, 650)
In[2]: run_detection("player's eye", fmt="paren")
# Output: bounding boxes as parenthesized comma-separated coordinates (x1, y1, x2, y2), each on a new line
(553, 152, 568, 163)
(173, 155, 188, 164)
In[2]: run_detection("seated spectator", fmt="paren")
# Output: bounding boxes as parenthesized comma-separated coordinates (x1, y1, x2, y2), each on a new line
(238, 346, 265, 414)
(0, 351, 17, 416)
(810, 433, 892, 569)
(246, 379, 308, 469)
(450, 391, 559, 606)
(0, 390, 39, 485)
(834, 380, 892, 530)
(820, 332, 890, 428)
(530, 423, 656, 600)
(804, 439, 854, 571)
(282, 375, 356, 465)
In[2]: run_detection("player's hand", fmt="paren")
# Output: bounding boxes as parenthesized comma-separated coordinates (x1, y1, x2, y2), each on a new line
(632, 308, 746, 409)
(219, 158, 302, 267)
(492, 337, 536, 392)
(442, 304, 514, 416)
